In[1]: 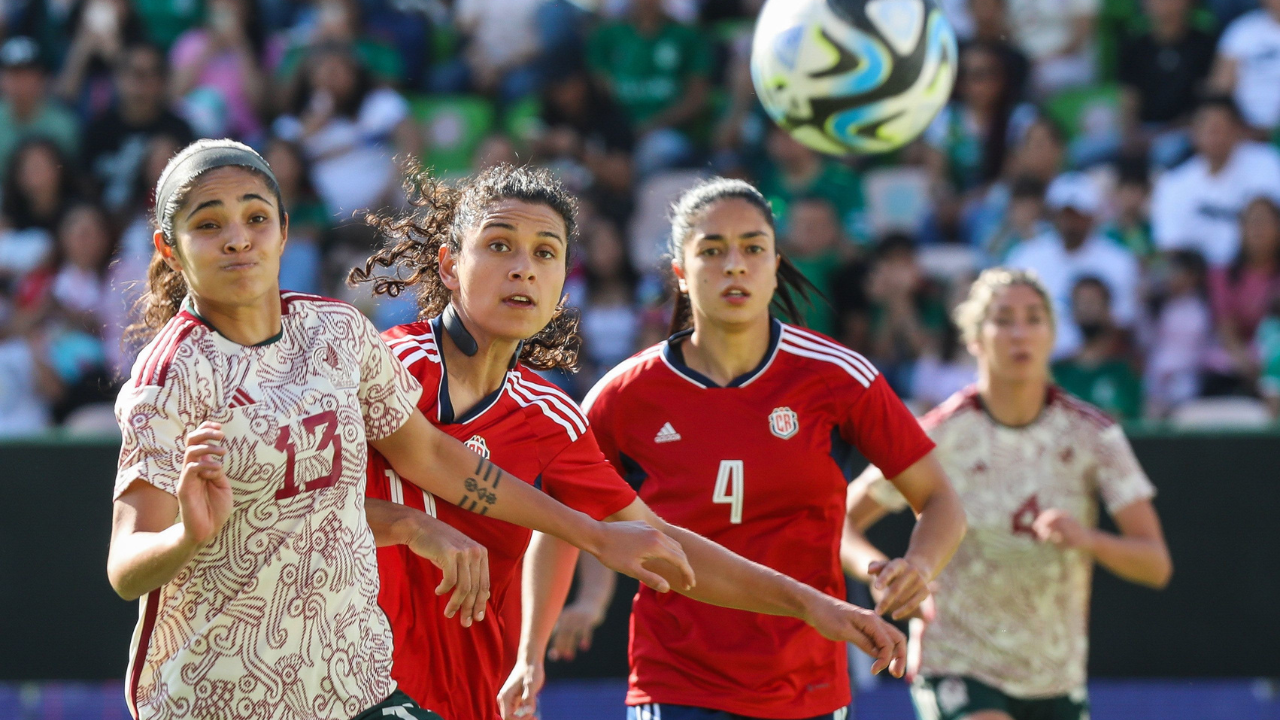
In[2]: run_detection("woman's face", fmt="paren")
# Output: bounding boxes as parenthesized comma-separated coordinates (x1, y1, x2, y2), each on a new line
(961, 48, 1004, 108)
(265, 143, 302, 194)
(443, 199, 569, 344)
(585, 220, 626, 278)
(311, 53, 356, 100)
(1240, 199, 1280, 263)
(972, 284, 1054, 384)
(157, 167, 288, 310)
(674, 198, 780, 331)
(17, 145, 60, 201)
(1016, 122, 1064, 180)
(60, 206, 113, 272)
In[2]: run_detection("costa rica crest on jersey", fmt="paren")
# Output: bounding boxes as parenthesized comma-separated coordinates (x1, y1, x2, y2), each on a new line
(465, 435, 490, 458)
(769, 407, 799, 439)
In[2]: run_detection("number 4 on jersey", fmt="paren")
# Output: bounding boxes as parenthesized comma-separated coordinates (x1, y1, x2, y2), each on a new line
(713, 460, 744, 524)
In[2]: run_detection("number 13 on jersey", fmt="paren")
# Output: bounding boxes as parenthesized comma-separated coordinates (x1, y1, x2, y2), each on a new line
(713, 460, 744, 524)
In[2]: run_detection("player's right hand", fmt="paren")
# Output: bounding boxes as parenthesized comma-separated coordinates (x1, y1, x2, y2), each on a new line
(177, 422, 232, 547)
(406, 515, 490, 627)
(592, 521, 695, 594)
(868, 557, 933, 620)
(498, 658, 544, 719)
(802, 592, 907, 678)
(548, 601, 604, 662)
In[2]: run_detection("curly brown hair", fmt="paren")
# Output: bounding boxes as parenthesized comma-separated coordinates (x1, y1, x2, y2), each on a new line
(349, 162, 583, 371)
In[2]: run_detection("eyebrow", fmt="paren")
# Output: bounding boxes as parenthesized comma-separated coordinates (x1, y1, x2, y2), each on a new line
(699, 230, 769, 241)
(484, 220, 565, 243)
(185, 193, 275, 221)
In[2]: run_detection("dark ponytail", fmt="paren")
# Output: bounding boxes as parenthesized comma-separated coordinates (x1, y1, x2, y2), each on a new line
(351, 161, 584, 371)
(666, 177, 822, 335)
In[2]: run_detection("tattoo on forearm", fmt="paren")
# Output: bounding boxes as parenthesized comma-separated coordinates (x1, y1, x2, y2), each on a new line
(461, 458, 504, 515)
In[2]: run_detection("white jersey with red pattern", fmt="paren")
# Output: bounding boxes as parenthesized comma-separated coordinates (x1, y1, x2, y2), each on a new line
(112, 292, 422, 720)
(866, 386, 1156, 698)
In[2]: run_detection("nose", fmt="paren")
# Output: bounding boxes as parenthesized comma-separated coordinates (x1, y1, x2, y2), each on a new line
(723, 247, 747, 276)
(222, 221, 251, 254)
(509, 251, 536, 282)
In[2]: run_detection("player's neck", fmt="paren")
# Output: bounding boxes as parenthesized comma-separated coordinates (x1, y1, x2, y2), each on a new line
(977, 373, 1048, 427)
(189, 290, 282, 347)
(438, 314, 519, 406)
(683, 317, 771, 387)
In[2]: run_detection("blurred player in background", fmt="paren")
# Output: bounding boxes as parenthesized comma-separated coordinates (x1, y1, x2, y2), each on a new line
(107, 139, 694, 720)
(502, 177, 968, 720)
(844, 268, 1173, 720)
(353, 165, 912, 720)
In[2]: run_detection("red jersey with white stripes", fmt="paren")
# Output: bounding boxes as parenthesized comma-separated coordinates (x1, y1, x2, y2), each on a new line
(583, 319, 935, 719)
(113, 292, 422, 720)
(366, 316, 638, 720)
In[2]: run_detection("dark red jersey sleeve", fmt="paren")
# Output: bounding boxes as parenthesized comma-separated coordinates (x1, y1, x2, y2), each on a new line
(840, 374, 935, 479)
(542, 426, 637, 520)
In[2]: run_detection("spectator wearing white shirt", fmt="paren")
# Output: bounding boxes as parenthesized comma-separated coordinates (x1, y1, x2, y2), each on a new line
(1210, 0, 1280, 133)
(1007, 172, 1141, 358)
(1150, 96, 1280, 267)
(1005, 0, 1099, 96)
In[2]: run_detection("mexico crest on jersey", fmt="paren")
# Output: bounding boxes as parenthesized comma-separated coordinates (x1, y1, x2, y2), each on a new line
(769, 407, 799, 439)
(465, 435, 490, 458)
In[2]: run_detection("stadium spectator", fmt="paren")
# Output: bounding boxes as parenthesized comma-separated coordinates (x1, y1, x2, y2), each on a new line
(1144, 249, 1211, 418)
(924, 42, 1036, 199)
(81, 42, 193, 214)
(54, 0, 147, 117)
(1210, 0, 1280, 134)
(1052, 276, 1143, 420)
(1257, 295, 1280, 416)
(48, 202, 114, 330)
(756, 126, 869, 244)
(967, 117, 1066, 252)
(1006, 172, 1141, 358)
(1205, 195, 1280, 392)
(168, 0, 269, 141)
(980, 175, 1048, 261)
(587, 0, 711, 177)
(272, 44, 418, 217)
(965, 0, 1031, 100)
(1117, 0, 1216, 165)
(0, 36, 79, 175)
(577, 215, 641, 389)
(132, 0, 204, 50)
(264, 137, 327, 296)
(1006, 0, 1099, 95)
(2, 137, 80, 236)
(1099, 160, 1156, 259)
(782, 196, 849, 336)
(273, 0, 405, 100)
(1150, 96, 1280, 267)
(909, 313, 978, 411)
(0, 334, 60, 436)
(865, 233, 949, 393)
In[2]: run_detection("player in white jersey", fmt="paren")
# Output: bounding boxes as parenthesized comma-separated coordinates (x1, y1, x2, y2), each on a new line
(107, 139, 695, 720)
(843, 269, 1172, 720)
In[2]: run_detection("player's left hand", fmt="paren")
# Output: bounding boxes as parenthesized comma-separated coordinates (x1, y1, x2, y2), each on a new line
(1032, 509, 1095, 551)
(498, 658, 544, 719)
(868, 557, 933, 620)
(802, 592, 907, 677)
(405, 514, 491, 627)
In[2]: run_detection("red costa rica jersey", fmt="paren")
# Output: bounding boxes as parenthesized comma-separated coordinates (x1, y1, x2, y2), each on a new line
(583, 320, 935, 719)
(366, 317, 637, 720)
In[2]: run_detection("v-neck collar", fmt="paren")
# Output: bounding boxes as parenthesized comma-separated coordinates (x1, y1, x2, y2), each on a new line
(180, 296, 284, 348)
(661, 318, 782, 389)
(430, 315, 519, 425)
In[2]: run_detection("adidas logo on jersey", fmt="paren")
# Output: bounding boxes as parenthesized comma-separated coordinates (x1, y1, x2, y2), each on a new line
(228, 388, 257, 409)
(654, 422, 682, 443)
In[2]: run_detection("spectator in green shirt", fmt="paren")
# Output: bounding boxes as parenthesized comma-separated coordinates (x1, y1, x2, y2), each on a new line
(1052, 276, 1144, 419)
(781, 196, 854, 336)
(755, 126, 871, 245)
(0, 37, 79, 176)
(586, 0, 712, 176)
(1099, 160, 1156, 260)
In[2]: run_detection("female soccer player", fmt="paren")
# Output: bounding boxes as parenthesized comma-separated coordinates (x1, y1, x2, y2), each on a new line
(844, 268, 1172, 720)
(501, 177, 968, 720)
(353, 166, 914, 720)
(107, 139, 694, 720)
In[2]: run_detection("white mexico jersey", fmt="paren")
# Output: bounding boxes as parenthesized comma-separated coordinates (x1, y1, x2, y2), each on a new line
(113, 292, 422, 720)
(866, 386, 1155, 698)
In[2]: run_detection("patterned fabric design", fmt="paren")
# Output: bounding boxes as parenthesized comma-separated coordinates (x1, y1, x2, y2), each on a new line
(867, 386, 1154, 698)
(113, 293, 422, 720)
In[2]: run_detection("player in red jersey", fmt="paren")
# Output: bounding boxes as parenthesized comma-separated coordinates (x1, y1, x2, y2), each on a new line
(501, 178, 969, 720)
(106, 140, 693, 720)
(352, 165, 913, 720)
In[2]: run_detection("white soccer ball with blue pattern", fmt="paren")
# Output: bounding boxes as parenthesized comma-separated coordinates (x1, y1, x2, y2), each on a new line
(751, 0, 958, 156)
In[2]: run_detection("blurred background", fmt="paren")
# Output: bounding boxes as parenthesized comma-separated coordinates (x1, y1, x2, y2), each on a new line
(0, 0, 1277, 717)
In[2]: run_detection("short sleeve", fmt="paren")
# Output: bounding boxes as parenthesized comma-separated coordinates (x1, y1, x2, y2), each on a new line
(1093, 424, 1156, 514)
(357, 312, 423, 441)
(839, 375, 935, 479)
(113, 382, 197, 501)
(542, 428, 638, 520)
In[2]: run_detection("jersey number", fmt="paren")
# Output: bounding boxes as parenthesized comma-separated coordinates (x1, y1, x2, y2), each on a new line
(712, 460, 744, 524)
(275, 410, 343, 500)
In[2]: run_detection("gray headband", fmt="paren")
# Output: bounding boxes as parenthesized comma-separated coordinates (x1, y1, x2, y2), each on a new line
(155, 145, 279, 228)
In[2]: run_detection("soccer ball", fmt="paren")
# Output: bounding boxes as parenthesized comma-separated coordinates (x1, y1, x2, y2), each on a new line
(751, 0, 958, 156)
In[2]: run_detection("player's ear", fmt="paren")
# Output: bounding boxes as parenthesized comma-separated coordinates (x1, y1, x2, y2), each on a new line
(154, 230, 182, 272)
(439, 242, 460, 292)
(671, 258, 688, 294)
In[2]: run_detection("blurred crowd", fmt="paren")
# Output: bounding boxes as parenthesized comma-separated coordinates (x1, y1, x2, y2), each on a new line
(2, 0, 1280, 436)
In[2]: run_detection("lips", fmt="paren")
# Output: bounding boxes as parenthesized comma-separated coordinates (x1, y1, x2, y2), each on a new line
(502, 294, 536, 308)
(722, 286, 750, 305)
(222, 260, 258, 272)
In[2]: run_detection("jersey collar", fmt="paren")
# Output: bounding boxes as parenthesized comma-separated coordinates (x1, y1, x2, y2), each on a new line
(179, 295, 284, 347)
(429, 314, 520, 424)
(661, 317, 782, 389)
